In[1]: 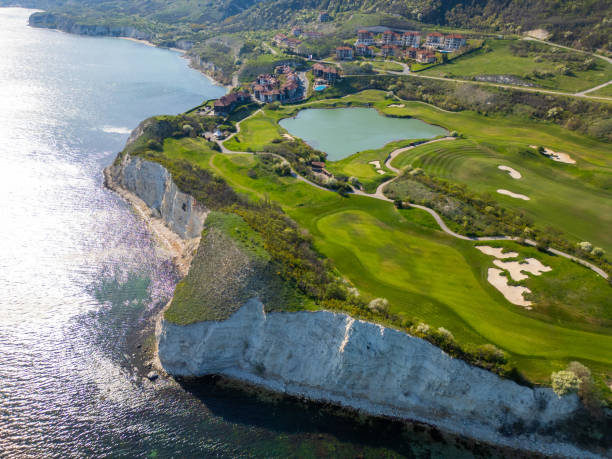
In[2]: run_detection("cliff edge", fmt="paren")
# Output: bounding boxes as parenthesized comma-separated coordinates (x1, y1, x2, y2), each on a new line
(106, 150, 601, 458)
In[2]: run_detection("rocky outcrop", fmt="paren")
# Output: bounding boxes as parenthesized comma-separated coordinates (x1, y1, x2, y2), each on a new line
(158, 299, 589, 457)
(105, 154, 206, 239)
(28, 12, 151, 40)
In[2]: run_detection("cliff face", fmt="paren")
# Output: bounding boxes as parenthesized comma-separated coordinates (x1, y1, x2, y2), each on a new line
(106, 154, 205, 239)
(28, 12, 151, 40)
(158, 299, 587, 456)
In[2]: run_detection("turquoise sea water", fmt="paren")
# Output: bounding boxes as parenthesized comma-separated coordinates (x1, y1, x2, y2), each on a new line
(0, 8, 500, 457)
(280, 107, 447, 160)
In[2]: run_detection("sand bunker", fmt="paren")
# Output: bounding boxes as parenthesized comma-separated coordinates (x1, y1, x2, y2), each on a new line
(388, 104, 405, 108)
(376, 170, 386, 175)
(530, 146, 576, 164)
(368, 160, 382, 169)
(487, 268, 532, 308)
(282, 133, 295, 140)
(493, 258, 552, 282)
(498, 165, 521, 179)
(476, 246, 518, 259)
(497, 189, 530, 200)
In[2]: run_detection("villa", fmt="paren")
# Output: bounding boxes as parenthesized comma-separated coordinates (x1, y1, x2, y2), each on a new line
(252, 67, 302, 103)
(381, 44, 401, 57)
(404, 47, 419, 59)
(425, 32, 444, 49)
(312, 63, 340, 83)
(416, 49, 436, 64)
(402, 31, 421, 47)
(355, 43, 375, 57)
(356, 30, 374, 46)
(335, 46, 354, 60)
(382, 30, 402, 46)
(318, 11, 331, 22)
(213, 91, 250, 116)
(443, 34, 466, 50)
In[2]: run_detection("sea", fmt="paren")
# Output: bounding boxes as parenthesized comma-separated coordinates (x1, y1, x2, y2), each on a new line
(0, 8, 500, 457)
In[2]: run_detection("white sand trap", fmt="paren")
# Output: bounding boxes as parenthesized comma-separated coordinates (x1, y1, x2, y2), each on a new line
(368, 160, 382, 169)
(530, 145, 576, 164)
(282, 133, 295, 140)
(388, 104, 405, 108)
(498, 165, 521, 179)
(493, 258, 552, 282)
(497, 189, 530, 200)
(487, 268, 532, 308)
(476, 246, 518, 259)
(376, 170, 386, 175)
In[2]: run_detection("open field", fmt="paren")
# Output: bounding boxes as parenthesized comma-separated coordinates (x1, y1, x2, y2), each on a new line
(147, 134, 612, 384)
(419, 39, 612, 93)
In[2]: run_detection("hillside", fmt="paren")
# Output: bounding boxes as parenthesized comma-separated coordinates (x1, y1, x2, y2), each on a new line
(5, 0, 611, 52)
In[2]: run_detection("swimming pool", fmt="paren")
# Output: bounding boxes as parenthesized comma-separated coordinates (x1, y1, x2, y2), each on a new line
(314, 85, 327, 91)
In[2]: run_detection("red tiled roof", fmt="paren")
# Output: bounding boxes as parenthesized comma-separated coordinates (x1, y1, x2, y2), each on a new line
(427, 32, 443, 37)
(446, 34, 464, 39)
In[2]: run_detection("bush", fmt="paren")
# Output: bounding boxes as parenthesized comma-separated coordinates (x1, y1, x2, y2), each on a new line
(368, 298, 389, 313)
(146, 139, 162, 151)
(551, 370, 581, 396)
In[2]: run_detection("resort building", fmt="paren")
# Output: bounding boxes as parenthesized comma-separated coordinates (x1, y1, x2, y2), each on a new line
(381, 44, 401, 58)
(291, 27, 303, 37)
(416, 49, 436, 64)
(443, 34, 466, 50)
(355, 43, 375, 57)
(213, 91, 250, 116)
(425, 32, 444, 49)
(404, 47, 419, 59)
(273, 34, 288, 47)
(335, 46, 354, 60)
(381, 30, 402, 45)
(312, 63, 340, 83)
(402, 31, 421, 48)
(356, 30, 375, 45)
(252, 66, 302, 104)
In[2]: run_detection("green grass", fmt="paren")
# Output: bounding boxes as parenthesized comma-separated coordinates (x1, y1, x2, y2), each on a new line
(206, 151, 612, 383)
(325, 139, 413, 192)
(420, 39, 612, 93)
(141, 131, 612, 385)
(589, 84, 612, 98)
(224, 111, 285, 151)
(390, 138, 612, 253)
(371, 60, 403, 72)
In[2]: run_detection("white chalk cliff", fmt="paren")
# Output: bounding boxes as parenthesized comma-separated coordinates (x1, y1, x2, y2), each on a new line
(109, 154, 598, 457)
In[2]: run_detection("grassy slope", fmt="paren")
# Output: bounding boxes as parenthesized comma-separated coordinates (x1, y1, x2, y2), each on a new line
(390, 139, 612, 253)
(419, 39, 612, 93)
(422, 40, 612, 92)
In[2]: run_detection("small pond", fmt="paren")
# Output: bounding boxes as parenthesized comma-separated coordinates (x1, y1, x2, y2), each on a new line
(280, 107, 447, 161)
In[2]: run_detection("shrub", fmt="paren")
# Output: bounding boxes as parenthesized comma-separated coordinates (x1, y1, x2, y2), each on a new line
(551, 370, 581, 396)
(368, 298, 389, 313)
(592, 247, 605, 257)
(578, 241, 593, 252)
(146, 139, 162, 151)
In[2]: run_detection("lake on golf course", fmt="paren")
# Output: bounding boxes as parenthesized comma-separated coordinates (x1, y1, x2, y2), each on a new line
(280, 107, 447, 161)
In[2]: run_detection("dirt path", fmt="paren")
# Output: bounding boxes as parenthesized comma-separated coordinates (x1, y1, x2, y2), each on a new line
(575, 79, 612, 96)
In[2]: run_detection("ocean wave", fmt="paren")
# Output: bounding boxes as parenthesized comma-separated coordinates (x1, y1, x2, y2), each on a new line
(101, 126, 132, 135)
